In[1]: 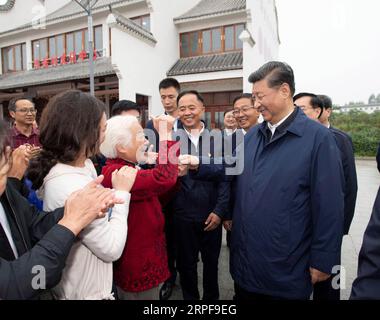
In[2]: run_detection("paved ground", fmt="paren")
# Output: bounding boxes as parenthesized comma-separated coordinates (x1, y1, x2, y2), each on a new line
(169, 160, 380, 300)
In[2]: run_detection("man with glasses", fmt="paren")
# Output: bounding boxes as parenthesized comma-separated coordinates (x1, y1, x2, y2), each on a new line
(8, 98, 41, 149)
(232, 93, 261, 135)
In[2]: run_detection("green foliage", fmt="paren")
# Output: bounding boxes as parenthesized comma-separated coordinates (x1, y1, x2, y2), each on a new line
(330, 110, 380, 157)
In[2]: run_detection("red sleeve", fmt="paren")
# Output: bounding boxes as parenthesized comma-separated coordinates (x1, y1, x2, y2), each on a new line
(130, 141, 180, 201)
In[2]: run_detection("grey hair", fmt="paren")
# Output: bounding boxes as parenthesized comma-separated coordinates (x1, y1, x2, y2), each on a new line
(100, 115, 138, 159)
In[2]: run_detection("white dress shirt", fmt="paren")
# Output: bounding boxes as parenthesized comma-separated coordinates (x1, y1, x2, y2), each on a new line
(184, 123, 205, 151)
(267, 110, 294, 136)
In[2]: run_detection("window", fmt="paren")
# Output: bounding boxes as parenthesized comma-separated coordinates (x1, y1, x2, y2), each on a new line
(180, 34, 190, 57)
(1, 43, 27, 73)
(31, 26, 103, 68)
(131, 15, 151, 31)
(202, 30, 211, 54)
(75, 30, 83, 52)
(66, 33, 74, 53)
(180, 24, 245, 57)
(94, 26, 103, 52)
(224, 24, 244, 52)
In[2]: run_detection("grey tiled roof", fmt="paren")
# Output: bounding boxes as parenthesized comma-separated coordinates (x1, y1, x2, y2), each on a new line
(0, 57, 115, 90)
(174, 0, 246, 22)
(167, 51, 243, 76)
(112, 10, 157, 45)
(0, 0, 140, 37)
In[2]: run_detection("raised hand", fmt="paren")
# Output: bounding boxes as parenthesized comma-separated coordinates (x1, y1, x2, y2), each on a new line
(112, 166, 138, 192)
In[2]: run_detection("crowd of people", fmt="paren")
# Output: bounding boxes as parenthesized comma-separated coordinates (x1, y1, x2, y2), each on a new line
(0, 61, 379, 300)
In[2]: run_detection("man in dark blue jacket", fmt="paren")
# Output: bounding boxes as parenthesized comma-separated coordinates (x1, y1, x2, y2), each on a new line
(294, 92, 358, 300)
(350, 143, 380, 299)
(183, 62, 344, 300)
(173, 90, 230, 300)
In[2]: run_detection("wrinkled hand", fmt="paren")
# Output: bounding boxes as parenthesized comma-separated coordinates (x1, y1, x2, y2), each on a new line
(112, 166, 138, 192)
(223, 220, 232, 232)
(310, 268, 331, 285)
(178, 154, 200, 170)
(204, 212, 221, 232)
(7, 145, 30, 179)
(59, 176, 125, 236)
(153, 115, 175, 141)
(143, 144, 158, 165)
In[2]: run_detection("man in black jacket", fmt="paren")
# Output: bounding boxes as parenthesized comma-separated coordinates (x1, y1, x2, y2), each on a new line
(173, 91, 230, 300)
(294, 93, 358, 300)
(0, 122, 124, 300)
(351, 145, 380, 299)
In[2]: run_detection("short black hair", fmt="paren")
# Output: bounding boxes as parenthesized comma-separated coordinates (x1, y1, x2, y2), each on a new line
(111, 100, 141, 117)
(294, 92, 324, 118)
(159, 78, 180, 93)
(177, 90, 204, 105)
(224, 109, 234, 117)
(233, 93, 253, 107)
(318, 95, 333, 109)
(8, 97, 34, 112)
(248, 61, 295, 96)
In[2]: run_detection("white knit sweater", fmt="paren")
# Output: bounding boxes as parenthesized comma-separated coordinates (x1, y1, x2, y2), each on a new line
(40, 159, 130, 300)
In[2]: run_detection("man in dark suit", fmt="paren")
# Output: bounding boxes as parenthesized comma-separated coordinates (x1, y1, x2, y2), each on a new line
(351, 145, 380, 299)
(182, 62, 344, 300)
(295, 92, 358, 300)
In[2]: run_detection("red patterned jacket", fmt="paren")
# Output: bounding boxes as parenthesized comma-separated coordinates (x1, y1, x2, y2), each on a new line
(101, 141, 179, 292)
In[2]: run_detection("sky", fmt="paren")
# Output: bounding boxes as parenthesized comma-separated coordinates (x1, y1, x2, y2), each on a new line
(276, 0, 380, 105)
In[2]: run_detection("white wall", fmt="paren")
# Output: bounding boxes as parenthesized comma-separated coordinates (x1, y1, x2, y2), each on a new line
(243, 0, 280, 92)
(110, 0, 197, 116)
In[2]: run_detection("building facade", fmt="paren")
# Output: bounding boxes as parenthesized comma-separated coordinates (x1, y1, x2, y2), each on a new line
(0, 0, 280, 128)
(338, 104, 380, 114)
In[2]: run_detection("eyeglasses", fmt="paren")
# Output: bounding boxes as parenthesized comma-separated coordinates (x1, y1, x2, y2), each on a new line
(232, 106, 257, 116)
(15, 108, 37, 114)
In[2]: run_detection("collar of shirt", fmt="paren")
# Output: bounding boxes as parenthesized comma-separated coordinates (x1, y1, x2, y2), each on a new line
(224, 128, 236, 136)
(184, 122, 205, 150)
(0, 203, 19, 258)
(267, 108, 295, 136)
(242, 129, 247, 136)
(12, 125, 39, 138)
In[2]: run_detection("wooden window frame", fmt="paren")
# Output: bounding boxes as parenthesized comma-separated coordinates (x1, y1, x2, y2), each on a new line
(31, 25, 103, 68)
(1, 42, 27, 73)
(180, 23, 245, 58)
(131, 14, 150, 31)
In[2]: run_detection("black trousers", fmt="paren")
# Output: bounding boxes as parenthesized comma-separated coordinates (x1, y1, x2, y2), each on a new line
(174, 216, 222, 300)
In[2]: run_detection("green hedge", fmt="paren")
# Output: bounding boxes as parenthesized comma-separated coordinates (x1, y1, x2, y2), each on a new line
(331, 110, 380, 157)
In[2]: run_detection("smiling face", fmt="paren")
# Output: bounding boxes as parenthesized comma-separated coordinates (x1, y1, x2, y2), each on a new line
(233, 97, 260, 131)
(121, 122, 148, 164)
(252, 79, 292, 125)
(178, 93, 205, 130)
(224, 110, 238, 130)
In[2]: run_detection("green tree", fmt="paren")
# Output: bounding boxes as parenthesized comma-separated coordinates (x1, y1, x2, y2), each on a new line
(368, 94, 376, 104)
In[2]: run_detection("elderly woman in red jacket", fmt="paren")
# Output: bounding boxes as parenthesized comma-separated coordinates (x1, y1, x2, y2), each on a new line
(100, 114, 179, 300)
